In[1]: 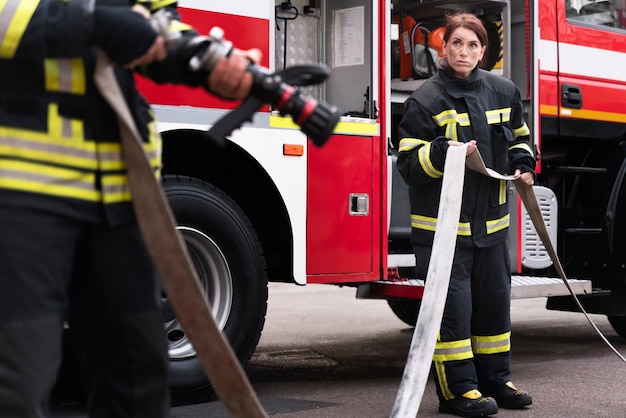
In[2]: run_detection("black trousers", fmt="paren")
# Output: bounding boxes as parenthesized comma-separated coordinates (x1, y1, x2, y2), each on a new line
(414, 241, 512, 400)
(0, 206, 169, 417)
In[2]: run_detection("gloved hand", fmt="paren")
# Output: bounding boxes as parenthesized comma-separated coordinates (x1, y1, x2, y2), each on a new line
(92, 5, 163, 67)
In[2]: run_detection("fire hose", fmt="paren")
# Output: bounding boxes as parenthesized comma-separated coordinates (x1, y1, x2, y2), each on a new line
(391, 145, 626, 418)
(94, 54, 268, 417)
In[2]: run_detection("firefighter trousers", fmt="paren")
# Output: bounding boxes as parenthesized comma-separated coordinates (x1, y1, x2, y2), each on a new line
(0, 205, 169, 418)
(414, 241, 512, 401)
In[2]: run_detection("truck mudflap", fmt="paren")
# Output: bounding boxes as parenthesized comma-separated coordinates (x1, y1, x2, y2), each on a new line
(361, 275, 591, 300)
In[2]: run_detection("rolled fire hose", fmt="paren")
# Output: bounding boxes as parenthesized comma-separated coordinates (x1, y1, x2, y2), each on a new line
(94, 54, 268, 418)
(391, 145, 626, 418)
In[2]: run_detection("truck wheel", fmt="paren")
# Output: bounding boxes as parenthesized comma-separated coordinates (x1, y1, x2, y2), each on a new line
(607, 315, 626, 340)
(387, 298, 421, 327)
(161, 175, 268, 405)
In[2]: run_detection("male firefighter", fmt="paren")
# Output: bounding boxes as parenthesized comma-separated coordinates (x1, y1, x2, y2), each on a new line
(0, 1, 260, 416)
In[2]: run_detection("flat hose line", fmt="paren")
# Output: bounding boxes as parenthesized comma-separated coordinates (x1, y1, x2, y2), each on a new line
(94, 54, 268, 418)
(391, 144, 626, 418)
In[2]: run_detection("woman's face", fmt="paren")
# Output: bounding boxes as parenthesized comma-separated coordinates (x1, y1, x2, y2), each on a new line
(442, 27, 486, 79)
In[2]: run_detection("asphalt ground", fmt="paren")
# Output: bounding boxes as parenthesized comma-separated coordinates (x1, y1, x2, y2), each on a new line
(52, 282, 626, 417)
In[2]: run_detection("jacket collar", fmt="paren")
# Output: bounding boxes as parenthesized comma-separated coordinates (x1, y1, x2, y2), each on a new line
(437, 61, 482, 98)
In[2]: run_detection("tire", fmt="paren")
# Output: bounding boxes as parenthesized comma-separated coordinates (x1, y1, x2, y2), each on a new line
(162, 175, 268, 405)
(607, 315, 626, 340)
(387, 298, 421, 327)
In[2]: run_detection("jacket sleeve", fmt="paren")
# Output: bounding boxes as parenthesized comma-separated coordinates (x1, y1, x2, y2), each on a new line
(136, 0, 212, 88)
(507, 86, 537, 175)
(3, 0, 158, 65)
(396, 97, 450, 187)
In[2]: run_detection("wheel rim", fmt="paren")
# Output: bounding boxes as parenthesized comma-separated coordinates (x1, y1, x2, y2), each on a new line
(162, 226, 234, 360)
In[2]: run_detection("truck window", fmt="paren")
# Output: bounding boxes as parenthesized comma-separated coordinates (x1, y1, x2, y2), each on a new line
(565, 0, 626, 29)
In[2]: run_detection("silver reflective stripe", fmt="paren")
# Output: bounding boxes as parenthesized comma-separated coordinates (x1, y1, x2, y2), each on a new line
(0, 0, 39, 58)
(0, 135, 98, 167)
(0, 166, 95, 192)
(0, 1, 20, 56)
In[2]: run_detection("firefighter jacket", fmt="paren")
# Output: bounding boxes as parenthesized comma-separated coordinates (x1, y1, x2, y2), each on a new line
(396, 65, 536, 248)
(0, 0, 206, 225)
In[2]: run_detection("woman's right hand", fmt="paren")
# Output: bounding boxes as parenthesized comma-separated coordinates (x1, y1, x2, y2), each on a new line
(448, 139, 477, 156)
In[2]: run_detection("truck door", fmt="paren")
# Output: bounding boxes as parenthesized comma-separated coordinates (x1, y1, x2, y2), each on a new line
(306, 0, 384, 283)
(556, 0, 626, 140)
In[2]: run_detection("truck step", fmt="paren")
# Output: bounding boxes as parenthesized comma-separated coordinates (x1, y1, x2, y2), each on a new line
(510, 275, 591, 299)
(367, 276, 591, 300)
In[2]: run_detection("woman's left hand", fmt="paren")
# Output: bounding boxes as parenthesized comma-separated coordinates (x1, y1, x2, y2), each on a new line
(514, 169, 534, 185)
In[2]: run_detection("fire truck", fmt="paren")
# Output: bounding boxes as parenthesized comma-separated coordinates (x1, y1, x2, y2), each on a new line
(132, 0, 626, 403)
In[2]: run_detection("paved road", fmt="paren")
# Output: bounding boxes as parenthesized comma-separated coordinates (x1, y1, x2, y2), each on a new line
(53, 282, 626, 417)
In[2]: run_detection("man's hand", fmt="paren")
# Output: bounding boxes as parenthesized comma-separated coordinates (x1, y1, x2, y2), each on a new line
(208, 48, 263, 100)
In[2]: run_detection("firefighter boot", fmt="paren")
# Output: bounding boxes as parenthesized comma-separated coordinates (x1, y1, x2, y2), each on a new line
(438, 389, 499, 417)
(487, 381, 532, 409)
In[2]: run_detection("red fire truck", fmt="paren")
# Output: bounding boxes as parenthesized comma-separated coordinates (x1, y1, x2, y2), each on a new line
(133, 0, 626, 402)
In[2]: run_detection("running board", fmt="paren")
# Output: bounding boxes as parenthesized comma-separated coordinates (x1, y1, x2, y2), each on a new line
(365, 276, 592, 300)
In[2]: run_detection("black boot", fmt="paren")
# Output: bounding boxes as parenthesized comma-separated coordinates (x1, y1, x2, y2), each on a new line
(487, 381, 532, 409)
(439, 389, 499, 417)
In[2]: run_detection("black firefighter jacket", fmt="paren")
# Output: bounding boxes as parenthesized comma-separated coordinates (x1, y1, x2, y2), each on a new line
(0, 0, 206, 225)
(396, 66, 536, 248)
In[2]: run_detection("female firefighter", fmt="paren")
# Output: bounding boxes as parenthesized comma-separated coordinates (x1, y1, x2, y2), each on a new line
(396, 10, 536, 418)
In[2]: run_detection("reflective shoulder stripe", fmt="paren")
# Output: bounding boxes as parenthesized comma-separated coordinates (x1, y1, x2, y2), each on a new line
(485, 107, 511, 124)
(471, 332, 511, 355)
(432, 109, 470, 127)
(0, 0, 40, 58)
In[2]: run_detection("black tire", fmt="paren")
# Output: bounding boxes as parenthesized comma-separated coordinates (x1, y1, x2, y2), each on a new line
(387, 298, 421, 327)
(162, 175, 268, 405)
(607, 315, 626, 340)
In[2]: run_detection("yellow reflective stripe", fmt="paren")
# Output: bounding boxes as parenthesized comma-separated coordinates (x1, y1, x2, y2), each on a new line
(513, 122, 531, 137)
(418, 142, 443, 178)
(97, 142, 160, 172)
(148, 0, 177, 10)
(44, 58, 86, 94)
(485, 108, 511, 124)
(411, 214, 437, 231)
(1, 104, 161, 173)
(170, 19, 192, 32)
(432, 109, 470, 127)
(102, 174, 132, 204)
(433, 338, 474, 362)
(498, 179, 506, 205)
(0, 160, 136, 204)
(445, 122, 459, 141)
(398, 137, 427, 152)
(457, 221, 471, 236)
(411, 214, 471, 236)
(434, 361, 454, 401)
(509, 142, 533, 155)
(0, 158, 100, 201)
(486, 213, 509, 234)
(471, 332, 511, 355)
(0, 0, 39, 58)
